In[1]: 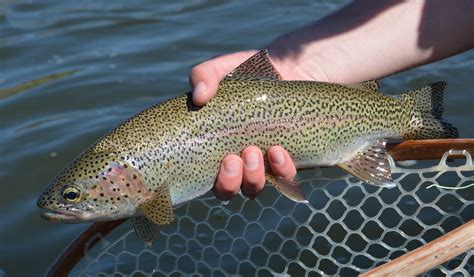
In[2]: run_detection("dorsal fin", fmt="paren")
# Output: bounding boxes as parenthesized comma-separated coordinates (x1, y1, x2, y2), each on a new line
(224, 49, 282, 81)
(362, 80, 380, 91)
(348, 80, 380, 91)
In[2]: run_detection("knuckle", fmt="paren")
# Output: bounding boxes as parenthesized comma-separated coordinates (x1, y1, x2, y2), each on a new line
(242, 171, 265, 197)
(189, 65, 201, 77)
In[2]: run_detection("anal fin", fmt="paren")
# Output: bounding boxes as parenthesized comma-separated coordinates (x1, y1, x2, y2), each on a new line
(132, 215, 160, 246)
(265, 173, 308, 203)
(337, 139, 395, 188)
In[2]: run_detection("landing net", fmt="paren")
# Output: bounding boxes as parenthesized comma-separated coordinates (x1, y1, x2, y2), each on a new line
(66, 149, 472, 276)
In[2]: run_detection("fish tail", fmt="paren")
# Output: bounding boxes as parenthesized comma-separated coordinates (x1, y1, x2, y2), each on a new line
(401, 81, 459, 140)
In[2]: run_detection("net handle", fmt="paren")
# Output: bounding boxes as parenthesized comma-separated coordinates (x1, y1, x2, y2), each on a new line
(387, 139, 474, 160)
(45, 138, 474, 276)
(361, 220, 474, 277)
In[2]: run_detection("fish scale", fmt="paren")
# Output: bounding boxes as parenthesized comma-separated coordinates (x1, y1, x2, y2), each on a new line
(159, 81, 408, 202)
(38, 50, 458, 244)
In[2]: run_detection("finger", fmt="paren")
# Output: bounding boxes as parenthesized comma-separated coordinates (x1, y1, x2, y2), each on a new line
(268, 146, 297, 180)
(241, 146, 265, 199)
(214, 155, 243, 200)
(189, 50, 258, 106)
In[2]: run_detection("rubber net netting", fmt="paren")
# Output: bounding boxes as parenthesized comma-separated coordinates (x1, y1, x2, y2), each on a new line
(72, 150, 473, 276)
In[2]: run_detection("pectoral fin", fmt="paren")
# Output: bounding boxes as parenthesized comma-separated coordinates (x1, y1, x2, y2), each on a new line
(138, 187, 175, 226)
(131, 215, 160, 246)
(337, 139, 395, 187)
(265, 173, 308, 203)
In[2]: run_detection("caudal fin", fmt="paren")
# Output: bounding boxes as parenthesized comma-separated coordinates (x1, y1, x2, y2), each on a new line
(402, 82, 459, 140)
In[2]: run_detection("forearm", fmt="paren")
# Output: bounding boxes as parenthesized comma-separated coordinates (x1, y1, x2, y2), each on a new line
(268, 0, 474, 83)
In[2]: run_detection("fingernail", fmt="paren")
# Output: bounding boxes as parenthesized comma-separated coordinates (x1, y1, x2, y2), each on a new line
(193, 82, 206, 99)
(223, 159, 240, 176)
(271, 150, 285, 166)
(244, 151, 259, 171)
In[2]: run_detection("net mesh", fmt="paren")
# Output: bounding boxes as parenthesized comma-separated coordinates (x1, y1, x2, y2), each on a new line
(72, 150, 473, 276)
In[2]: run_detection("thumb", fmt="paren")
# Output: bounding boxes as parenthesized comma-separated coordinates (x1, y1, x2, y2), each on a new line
(189, 50, 258, 106)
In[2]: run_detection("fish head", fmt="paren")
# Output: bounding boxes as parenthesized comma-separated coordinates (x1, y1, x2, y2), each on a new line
(37, 150, 149, 223)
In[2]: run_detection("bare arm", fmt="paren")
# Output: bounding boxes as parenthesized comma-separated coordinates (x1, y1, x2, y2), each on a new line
(189, 0, 474, 200)
(269, 0, 474, 83)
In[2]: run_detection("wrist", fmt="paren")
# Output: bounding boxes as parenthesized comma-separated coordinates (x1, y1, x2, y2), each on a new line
(266, 33, 333, 83)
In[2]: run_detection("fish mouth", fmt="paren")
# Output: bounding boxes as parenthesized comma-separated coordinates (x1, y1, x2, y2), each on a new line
(40, 208, 85, 223)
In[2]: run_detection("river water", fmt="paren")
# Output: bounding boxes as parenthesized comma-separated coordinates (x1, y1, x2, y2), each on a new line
(1, 1, 473, 276)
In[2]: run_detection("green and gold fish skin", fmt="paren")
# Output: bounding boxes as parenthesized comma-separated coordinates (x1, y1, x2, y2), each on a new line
(37, 50, 457, 243)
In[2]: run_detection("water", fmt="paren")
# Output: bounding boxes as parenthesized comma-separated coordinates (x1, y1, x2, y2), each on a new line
(1, 1, 473, 276)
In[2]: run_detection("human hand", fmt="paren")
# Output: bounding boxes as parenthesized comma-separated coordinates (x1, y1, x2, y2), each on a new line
(189, 50, 297, 200)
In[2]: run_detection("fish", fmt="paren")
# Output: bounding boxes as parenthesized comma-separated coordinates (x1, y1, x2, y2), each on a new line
(37, 50, 458, 244)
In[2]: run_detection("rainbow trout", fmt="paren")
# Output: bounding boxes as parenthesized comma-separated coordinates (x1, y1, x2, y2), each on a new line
(37, 50, 458, 243)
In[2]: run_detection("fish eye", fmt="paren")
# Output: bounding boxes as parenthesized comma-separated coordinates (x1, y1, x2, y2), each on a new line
(62, 186, 81, 203)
